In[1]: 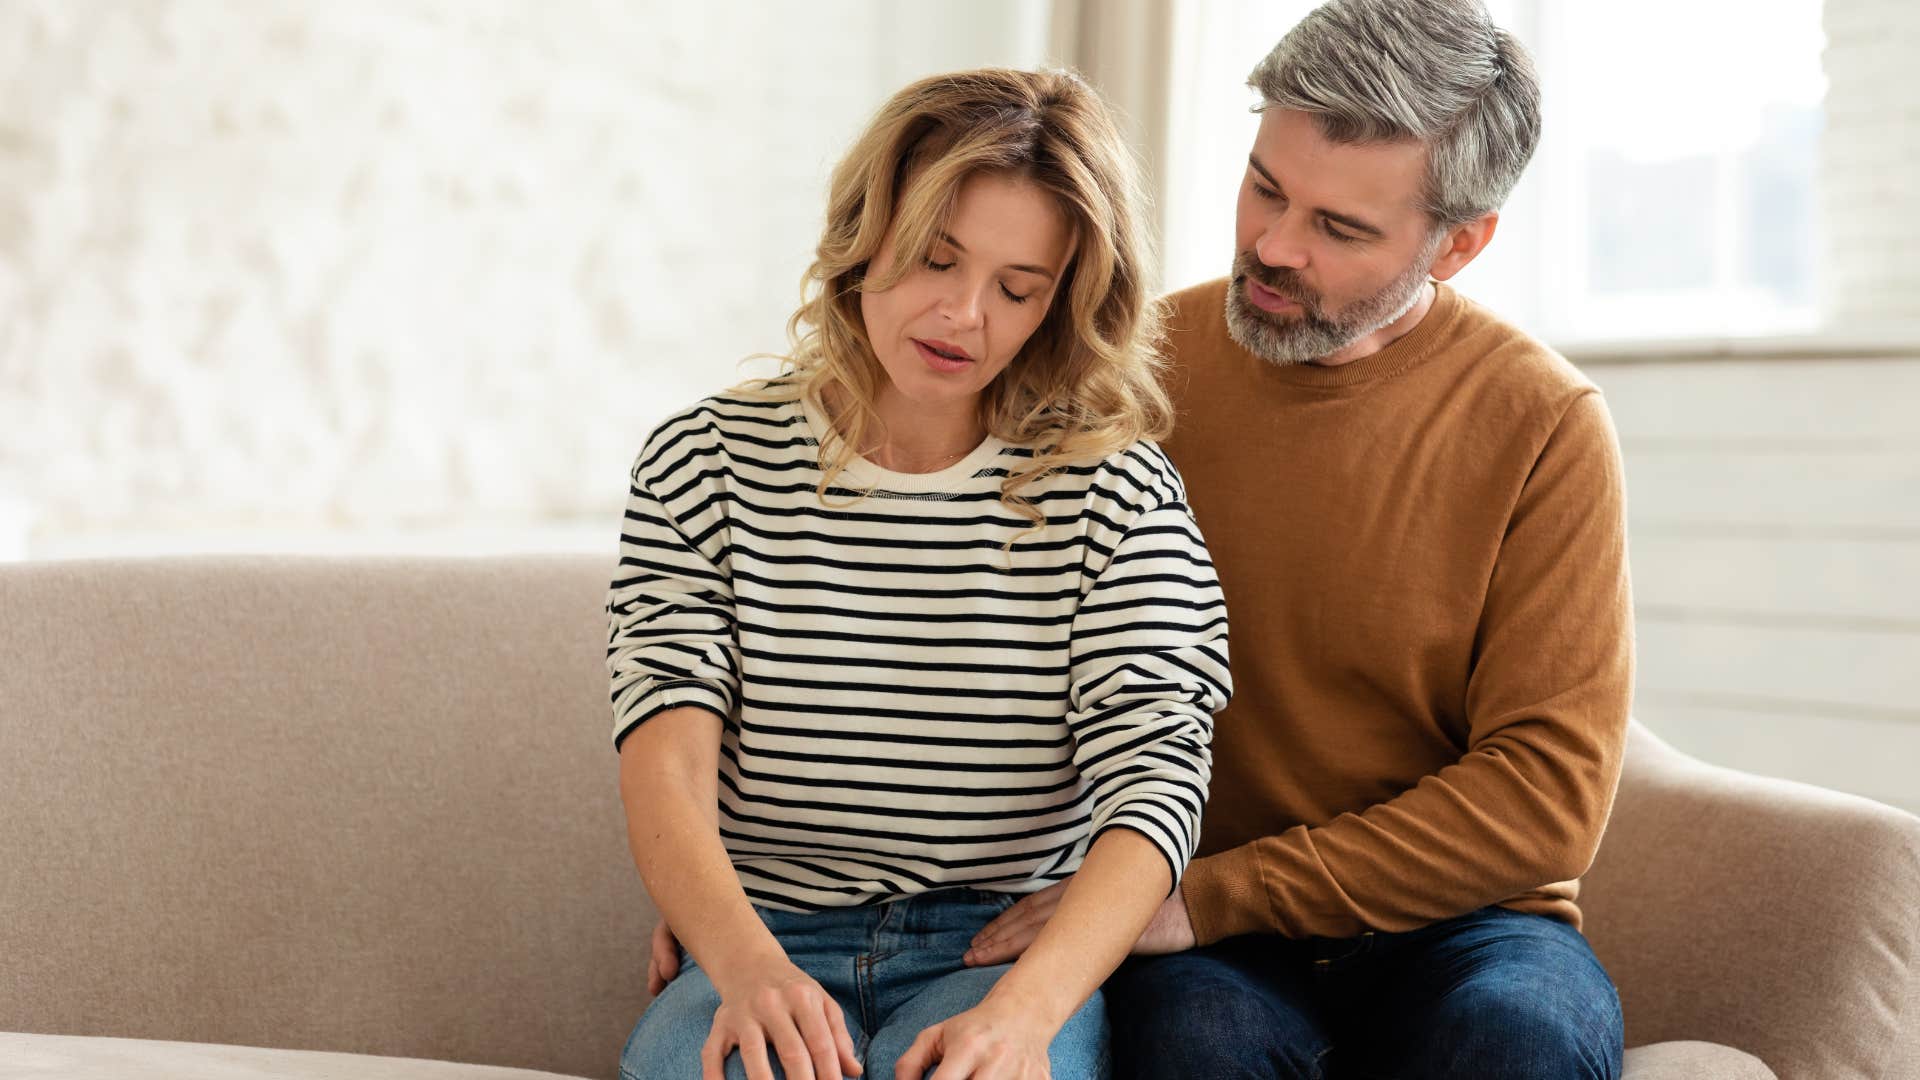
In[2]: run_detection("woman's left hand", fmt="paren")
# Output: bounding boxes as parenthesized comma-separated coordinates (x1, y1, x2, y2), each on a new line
(892, 997, 1054, 1080)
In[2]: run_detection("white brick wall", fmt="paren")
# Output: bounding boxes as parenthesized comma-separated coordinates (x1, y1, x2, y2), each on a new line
(1582, 351, 1920, 815)
(0, 0, 1044, 555)
(1820, 0, 1920, 327)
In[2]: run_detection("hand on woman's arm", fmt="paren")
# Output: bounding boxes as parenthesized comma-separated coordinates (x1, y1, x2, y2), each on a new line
(961, 868, 1193, 969)
(621, 706, 861, 1080)
(892, 828, 1169, 1080)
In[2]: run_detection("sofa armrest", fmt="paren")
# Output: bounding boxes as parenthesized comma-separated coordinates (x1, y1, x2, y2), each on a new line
(1581, 722, 1920, 1080)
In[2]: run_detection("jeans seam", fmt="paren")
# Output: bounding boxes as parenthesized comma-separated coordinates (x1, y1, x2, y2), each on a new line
(854, 953, 875, 1035)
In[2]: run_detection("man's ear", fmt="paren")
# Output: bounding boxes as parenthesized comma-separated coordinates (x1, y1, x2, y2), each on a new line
(1428, 212, 1499, 282)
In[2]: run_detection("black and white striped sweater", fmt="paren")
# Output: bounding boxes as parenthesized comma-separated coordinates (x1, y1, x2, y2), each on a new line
(607, 387, 1231, 911)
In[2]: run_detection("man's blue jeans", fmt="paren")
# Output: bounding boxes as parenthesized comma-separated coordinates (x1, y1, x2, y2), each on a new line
(1105, 906, 1623, 1080)
(621, 888, 1110, 1080)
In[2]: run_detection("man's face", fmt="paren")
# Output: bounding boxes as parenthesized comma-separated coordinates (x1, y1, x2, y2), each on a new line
(1228, 108, 1443, 365)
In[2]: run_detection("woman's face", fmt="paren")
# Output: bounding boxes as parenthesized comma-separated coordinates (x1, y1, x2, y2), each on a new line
(859, 171, 1075, 419)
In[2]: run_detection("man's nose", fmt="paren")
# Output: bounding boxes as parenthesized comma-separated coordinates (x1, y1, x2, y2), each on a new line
(1255, 210, 1311, 270)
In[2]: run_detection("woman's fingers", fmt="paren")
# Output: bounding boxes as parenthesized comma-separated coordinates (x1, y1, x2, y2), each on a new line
(739, 1037, 776, 1080)
(894, 1023, 943, 1080)
(700, 1026, 734, 1080)
(824, 995, 863, 1076)
(766, 1009, 819, 1080)
(927, 1041, 982, 1080)
(795, 996, 844, 1080)
(701, 969, 854, 1080)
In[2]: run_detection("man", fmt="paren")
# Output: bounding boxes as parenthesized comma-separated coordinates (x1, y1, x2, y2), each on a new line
(962, 1, 1631, 1076)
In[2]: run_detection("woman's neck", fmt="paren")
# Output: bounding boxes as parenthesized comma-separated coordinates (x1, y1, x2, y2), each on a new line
(831, 385, 988, 474)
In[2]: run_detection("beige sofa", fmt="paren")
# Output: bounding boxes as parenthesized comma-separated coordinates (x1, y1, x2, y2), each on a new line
(1, 556, 1915, 1080)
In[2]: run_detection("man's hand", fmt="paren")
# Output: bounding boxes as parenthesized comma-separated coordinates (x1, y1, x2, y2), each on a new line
(648, 919, 683, 996)
(962, 882, 1195, 967)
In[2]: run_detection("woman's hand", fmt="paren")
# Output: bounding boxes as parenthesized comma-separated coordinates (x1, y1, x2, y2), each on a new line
(892, 996, 1054, 1080)
(706, 955, 863, 1080)
(647, 919, 683, 996)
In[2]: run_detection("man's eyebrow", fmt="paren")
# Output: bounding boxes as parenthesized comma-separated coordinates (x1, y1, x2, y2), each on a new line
(937, 231, 1057, 280)
(1247, 154, 1387, 239)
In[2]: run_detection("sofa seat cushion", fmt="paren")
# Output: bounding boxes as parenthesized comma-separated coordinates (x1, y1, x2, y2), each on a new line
(0, 1033, 593, 1080)
(1625, 1040, 1775, 1079)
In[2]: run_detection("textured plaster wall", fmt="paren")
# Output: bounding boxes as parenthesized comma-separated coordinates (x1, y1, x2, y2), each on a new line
(0, 1, 1043, 554)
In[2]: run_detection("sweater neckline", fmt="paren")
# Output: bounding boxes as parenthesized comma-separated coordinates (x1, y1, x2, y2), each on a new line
(797, 396, 1010, 494)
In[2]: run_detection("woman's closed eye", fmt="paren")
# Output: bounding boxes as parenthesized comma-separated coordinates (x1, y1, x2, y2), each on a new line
(924, 257, 1033, 303)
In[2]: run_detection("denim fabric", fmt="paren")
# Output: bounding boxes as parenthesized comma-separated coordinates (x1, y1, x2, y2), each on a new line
(1105, 906, 1622, 1080)
(621, 889, 1110, 1080)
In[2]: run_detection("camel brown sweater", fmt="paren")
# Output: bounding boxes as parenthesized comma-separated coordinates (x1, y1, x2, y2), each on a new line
(1164, 278, 1633, 943)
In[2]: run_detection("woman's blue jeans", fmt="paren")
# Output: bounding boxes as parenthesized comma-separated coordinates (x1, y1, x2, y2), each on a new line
(620, 889, 1110, 1080)
(1105, 905, 1623, 1080)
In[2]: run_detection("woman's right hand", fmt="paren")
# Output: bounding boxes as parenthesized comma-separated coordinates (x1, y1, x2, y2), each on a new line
(705, 956, 863, 1080)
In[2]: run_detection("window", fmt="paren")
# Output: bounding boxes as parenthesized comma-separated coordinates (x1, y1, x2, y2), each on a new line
(1163, 0, 1827, 345)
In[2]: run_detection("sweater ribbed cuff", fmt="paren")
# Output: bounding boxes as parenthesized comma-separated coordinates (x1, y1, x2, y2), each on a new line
(1180, 843, 1281, 945)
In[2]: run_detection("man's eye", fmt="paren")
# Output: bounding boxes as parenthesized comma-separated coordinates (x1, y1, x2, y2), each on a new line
(1324, 223, 1358, 243)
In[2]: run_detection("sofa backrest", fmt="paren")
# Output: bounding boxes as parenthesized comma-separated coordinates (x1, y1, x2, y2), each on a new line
(0, 556, 651, 1080)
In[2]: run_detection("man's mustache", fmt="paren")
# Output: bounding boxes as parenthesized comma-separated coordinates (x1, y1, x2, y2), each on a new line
(1239, 257, 1324, 313)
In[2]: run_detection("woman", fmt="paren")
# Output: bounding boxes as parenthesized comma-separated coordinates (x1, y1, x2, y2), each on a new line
(609, 68, 1229, 1080)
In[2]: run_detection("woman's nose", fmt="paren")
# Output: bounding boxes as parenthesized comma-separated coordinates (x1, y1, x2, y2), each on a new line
(940, 280, 985, 329)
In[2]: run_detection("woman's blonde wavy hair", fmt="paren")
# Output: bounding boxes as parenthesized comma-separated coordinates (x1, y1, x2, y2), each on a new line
(750, 67, 1171, 528)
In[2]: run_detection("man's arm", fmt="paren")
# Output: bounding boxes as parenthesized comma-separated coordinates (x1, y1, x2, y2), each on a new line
(1182, 390, 1634, 942)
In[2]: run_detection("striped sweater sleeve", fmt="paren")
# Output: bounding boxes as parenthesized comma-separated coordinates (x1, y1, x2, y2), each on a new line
(606, 414, 741, 751)
(1064, 454, 1231, 889)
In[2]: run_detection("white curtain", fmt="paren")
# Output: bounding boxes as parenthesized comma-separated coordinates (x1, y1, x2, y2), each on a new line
(1047, 0, 1179, 292)
(1052, 1, 1322, 294)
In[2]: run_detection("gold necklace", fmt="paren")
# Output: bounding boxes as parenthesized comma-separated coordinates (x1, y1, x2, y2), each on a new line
(888, 442, 976, 473)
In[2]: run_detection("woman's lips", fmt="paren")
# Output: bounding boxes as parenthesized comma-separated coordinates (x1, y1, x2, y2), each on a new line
(913, 338, 974, 373)
(1245, 277, 1300, 314)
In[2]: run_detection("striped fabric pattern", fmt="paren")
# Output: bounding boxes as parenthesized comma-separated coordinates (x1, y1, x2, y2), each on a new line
(607, 387, 1231, 911)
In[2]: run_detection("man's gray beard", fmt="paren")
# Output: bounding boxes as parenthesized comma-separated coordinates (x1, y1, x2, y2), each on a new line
(1223, 247, 1437, 366)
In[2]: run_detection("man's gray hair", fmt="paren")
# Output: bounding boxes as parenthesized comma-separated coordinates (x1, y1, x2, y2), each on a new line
(1249, 0, 1541, 227)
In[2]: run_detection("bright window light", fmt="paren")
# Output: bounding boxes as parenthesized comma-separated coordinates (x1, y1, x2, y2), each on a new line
(1166, 0, 1828, 345)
